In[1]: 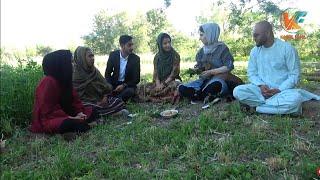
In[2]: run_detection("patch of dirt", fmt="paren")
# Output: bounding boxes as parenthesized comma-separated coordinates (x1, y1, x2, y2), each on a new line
(23, 131, 53, 141)
(137, 98, 234, 127)
(302, 86, 320, 120)
(302, 100, 320, 120)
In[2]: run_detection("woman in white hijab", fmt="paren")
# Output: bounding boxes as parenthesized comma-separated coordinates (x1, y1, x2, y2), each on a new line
(178, 23, 243, 107)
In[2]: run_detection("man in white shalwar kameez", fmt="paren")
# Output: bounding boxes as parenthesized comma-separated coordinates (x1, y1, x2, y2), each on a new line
(233, 21, 320, 115)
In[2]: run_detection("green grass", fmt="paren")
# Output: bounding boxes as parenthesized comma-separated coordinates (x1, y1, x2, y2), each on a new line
(0, 61, 43, 135)
(1, 60, 319, 179)
(2, 103, 319, 179)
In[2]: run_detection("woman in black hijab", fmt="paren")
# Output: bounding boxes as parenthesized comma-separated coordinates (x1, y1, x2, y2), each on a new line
(31, 50, 97, 134)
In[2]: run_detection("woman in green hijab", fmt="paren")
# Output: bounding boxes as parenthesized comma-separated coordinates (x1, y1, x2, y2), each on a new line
(73, 46, 125, 115)
(138, 33, 181, 102)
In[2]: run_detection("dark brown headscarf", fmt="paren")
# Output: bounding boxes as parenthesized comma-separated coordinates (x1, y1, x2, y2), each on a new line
(154, 33, 179, 81)
(72, 46, 112, 103)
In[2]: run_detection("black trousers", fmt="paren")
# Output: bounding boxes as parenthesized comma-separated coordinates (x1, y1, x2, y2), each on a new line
(179, 81, 222, 101)
(59, 108, 98, 134)
(112, 81, 136, 102)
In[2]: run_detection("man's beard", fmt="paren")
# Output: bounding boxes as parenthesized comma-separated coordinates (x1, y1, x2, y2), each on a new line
(255, 40, 264, 47)
(256, 37, 267, 47)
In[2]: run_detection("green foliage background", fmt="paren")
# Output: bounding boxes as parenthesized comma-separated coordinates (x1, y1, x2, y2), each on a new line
(0, 1, 319, 178)
(81, 0, 320, 61)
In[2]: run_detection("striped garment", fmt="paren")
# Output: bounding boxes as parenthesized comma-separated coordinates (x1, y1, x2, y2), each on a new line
(83, 96, 125, 116)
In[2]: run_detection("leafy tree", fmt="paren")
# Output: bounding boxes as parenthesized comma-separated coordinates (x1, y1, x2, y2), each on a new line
(82, 0, 317, 61)
(227, 0, 282, 57)
(82, 11, 128, 55)
(170, 31, 199, 61)
(227, 0, 282, 34)
(196, 1, 229, 32)
(196, 0, 283, 57)
(146, 8, 171, 53)
(289, 28, 320, 60)
(25, 47, 37, 59)
(128, 14, 150, 53)
(36, 45, 53, 57)
(83, 11, 150, 54)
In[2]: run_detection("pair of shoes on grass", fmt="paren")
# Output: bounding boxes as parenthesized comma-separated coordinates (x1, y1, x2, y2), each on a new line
(201, 95, 221, 109)
(190, 95, 222, 109)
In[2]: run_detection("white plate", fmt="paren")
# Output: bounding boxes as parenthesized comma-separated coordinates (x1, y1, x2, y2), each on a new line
(160, 109, 179, 118)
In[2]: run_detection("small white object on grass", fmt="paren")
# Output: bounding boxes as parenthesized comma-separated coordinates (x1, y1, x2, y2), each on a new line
(190, 100, 198, 105)
(0, 134, 6, 150)
(160, 109, 179, 118)
(128, 113, 137, 118)
(201, 97, 221, 109)
(202, 104, 210, 109)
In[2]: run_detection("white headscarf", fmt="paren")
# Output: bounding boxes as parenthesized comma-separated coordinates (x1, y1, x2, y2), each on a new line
(201, 23, 224, 54)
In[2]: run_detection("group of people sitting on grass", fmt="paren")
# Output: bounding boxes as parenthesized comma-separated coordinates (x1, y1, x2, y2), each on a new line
(30, 20, 320, 135)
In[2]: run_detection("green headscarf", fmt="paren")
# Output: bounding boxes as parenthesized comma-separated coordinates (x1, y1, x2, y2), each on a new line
(72, 46, 112, 103)
(154, 33, 178, 82)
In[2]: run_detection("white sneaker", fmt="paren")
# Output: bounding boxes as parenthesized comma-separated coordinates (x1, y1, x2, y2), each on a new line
(212, 97, 221, 104)
(191, 100, 198, 105)
(128, 113, 137, 118)
(202, 104, 210, 109)
(201, 97, 221, 109)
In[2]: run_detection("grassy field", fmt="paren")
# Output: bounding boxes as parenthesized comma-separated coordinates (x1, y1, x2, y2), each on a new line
(1, 59, 320, 179)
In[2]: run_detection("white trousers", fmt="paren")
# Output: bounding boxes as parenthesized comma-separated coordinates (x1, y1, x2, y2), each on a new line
(233, 84, 320, 114)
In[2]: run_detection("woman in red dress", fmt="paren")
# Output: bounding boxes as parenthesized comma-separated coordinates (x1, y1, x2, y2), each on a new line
(30, 50, 97, 134)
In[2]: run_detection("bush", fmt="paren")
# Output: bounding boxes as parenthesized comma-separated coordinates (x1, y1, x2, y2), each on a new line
(0, 60, 43, 135)
(171, 32, 199, 62)
(289, 29, 320, 61)
(36, 45, 53, 57)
